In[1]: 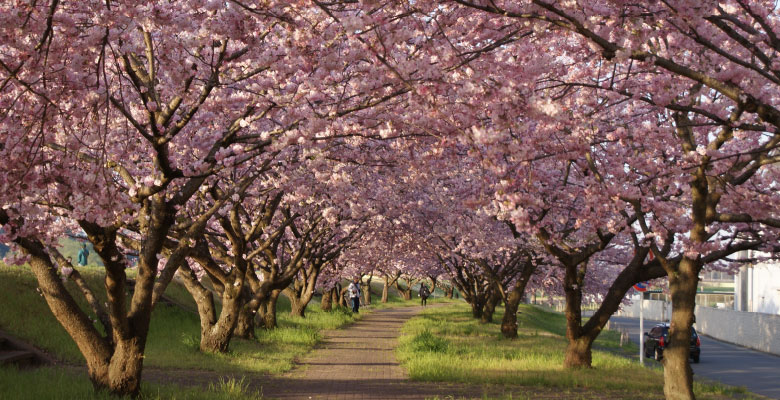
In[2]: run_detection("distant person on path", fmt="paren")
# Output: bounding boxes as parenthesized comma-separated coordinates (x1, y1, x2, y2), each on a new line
(419, 283, 430, 306)
(348, 277, 361, 313)
(77, 243, 89, 266)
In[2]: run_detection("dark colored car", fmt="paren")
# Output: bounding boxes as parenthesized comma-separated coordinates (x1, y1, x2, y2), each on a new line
(644, 323, 701, 363)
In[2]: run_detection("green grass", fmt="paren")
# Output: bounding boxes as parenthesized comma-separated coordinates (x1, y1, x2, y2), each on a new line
(0, 263, 362, 374)
(0, 366, 259, 400)
(397, 303, 755, 399)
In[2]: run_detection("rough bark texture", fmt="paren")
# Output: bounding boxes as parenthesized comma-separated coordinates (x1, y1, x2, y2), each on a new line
(332, 283, 342, 308)
(178, 264, 242, 353)
(234, 288, 258, 339)
(562, 262, 590, 368)
(470, 301, 484, 319)
(320, 288, 334, 311)
(259, 289, 281, 329)
(381, 279, 390, 303)
(394, 278, 413, 300)
(362, 274, 372, 305)
(480, 289, 501, 324)
(563, 337, 593, 369)
(663, 258, 699, 400)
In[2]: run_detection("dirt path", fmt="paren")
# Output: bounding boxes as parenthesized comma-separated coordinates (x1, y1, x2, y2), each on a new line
(142, 305, 643, 399)
(259, 305, 493, 399)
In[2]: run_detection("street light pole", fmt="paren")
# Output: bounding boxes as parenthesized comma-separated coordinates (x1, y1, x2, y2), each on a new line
(639, 292, 644, 365)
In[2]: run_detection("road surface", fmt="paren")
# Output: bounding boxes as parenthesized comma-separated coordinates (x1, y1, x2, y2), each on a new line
(609, 316, 780, 399)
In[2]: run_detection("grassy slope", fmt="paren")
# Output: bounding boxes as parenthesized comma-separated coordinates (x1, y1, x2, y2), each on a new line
(0, 263, 363, 373)
(397, 303, 755, 400)
(0, 367, 260, 400)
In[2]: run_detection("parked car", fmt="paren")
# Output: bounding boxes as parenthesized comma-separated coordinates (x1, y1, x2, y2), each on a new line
(644, 323, 701, 363)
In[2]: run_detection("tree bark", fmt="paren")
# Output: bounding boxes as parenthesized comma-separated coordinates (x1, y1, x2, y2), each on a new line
(320, 287, 334, 311)
(480, 288, 501, 324)
(444, 285, 453, 299)
(563, 337, 593, 369)
(562, 262, 590, 368)
(177, 263, 243, 353)
(332, 283, 342, 307)
(363, 274, 373, 305)
(234, 287, 258, 339)
(285, 287, 307, 318)
(258, 289, 281, 329)
(381, 278, 390, 303)
(394, 278, 413, 300)
(470, 301, 484, 319)
(663, 257, 699, 400)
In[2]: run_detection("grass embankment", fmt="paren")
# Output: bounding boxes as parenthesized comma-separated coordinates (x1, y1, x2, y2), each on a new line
(397, 303, 754, 400)
(0, 263, 361, 373)
(0, 367, 260, 400)
(0, 263, 400, 399)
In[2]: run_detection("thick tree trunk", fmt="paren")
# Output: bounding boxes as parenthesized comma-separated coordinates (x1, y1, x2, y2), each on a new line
(338, 287, 348, 307)
(381, 279, 390, 303)
(259, 289, 281, 329)
(394, 278, 413, 300)
(178, 264, 243, 353)
(285, 287, 307, 318)
(321, 288, 334, 311)
(501, 292, 520, 338)
(363, 274, 372, 305)
(562, 262, 590, 368)
(470, 301, 484, 319)
(663, 257, 699, 400)
(332, 283, 343, 307)
(480, 289, 501, 324)
(563, 337, 593, 369)
(234, 291, 258, 340)
(500, 263, 538, 338)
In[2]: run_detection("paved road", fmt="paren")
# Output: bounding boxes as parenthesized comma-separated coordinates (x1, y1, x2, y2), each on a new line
(609, 316, 780, 399)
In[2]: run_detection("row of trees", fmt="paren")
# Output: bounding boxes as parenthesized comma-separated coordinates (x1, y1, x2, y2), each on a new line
(2, 2, 779, 400)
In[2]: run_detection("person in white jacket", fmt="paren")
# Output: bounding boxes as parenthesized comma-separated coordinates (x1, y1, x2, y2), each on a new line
(347, 277, 361, 313)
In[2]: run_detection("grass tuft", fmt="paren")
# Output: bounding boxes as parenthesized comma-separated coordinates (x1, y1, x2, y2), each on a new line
(0, 366, 259, 399)
(409, 330, 450, 353)
(397, 303, 758, 399)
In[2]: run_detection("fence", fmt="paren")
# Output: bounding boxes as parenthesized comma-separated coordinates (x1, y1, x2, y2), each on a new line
(617, 299, 780, 355)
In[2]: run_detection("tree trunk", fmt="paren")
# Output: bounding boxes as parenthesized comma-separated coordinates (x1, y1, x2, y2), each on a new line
(394, 278, 413, 300)
(562, 262, 591, 368)
(663, 257, 699, 400)
(285, 287, 307, 318)
(259, 289, 281, 329)
(332, 283, 343, 307)
(563, 337, 593, 369)
(178, 263, 243, 353)
(363, 274, 372, 305)
(321, 287, 334, 311)
(480, 289, 501, 324)
(234, 288, 258, 339)
(444, 286, 453, 299)
(501, 292, 520, 338)
(338, 287, 348, 307)
(381, 278, 390, 303)
(470, 301, 484, 319)
(500, 263, 538, 338)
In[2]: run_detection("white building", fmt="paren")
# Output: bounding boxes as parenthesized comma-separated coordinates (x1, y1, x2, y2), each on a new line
(734, 252, 780, 315)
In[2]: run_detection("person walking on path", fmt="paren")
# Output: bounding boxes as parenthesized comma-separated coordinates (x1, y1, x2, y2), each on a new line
(348, 277, 361, 313)
(419, 283, 431, 307)
(77, 243, 89, 266)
